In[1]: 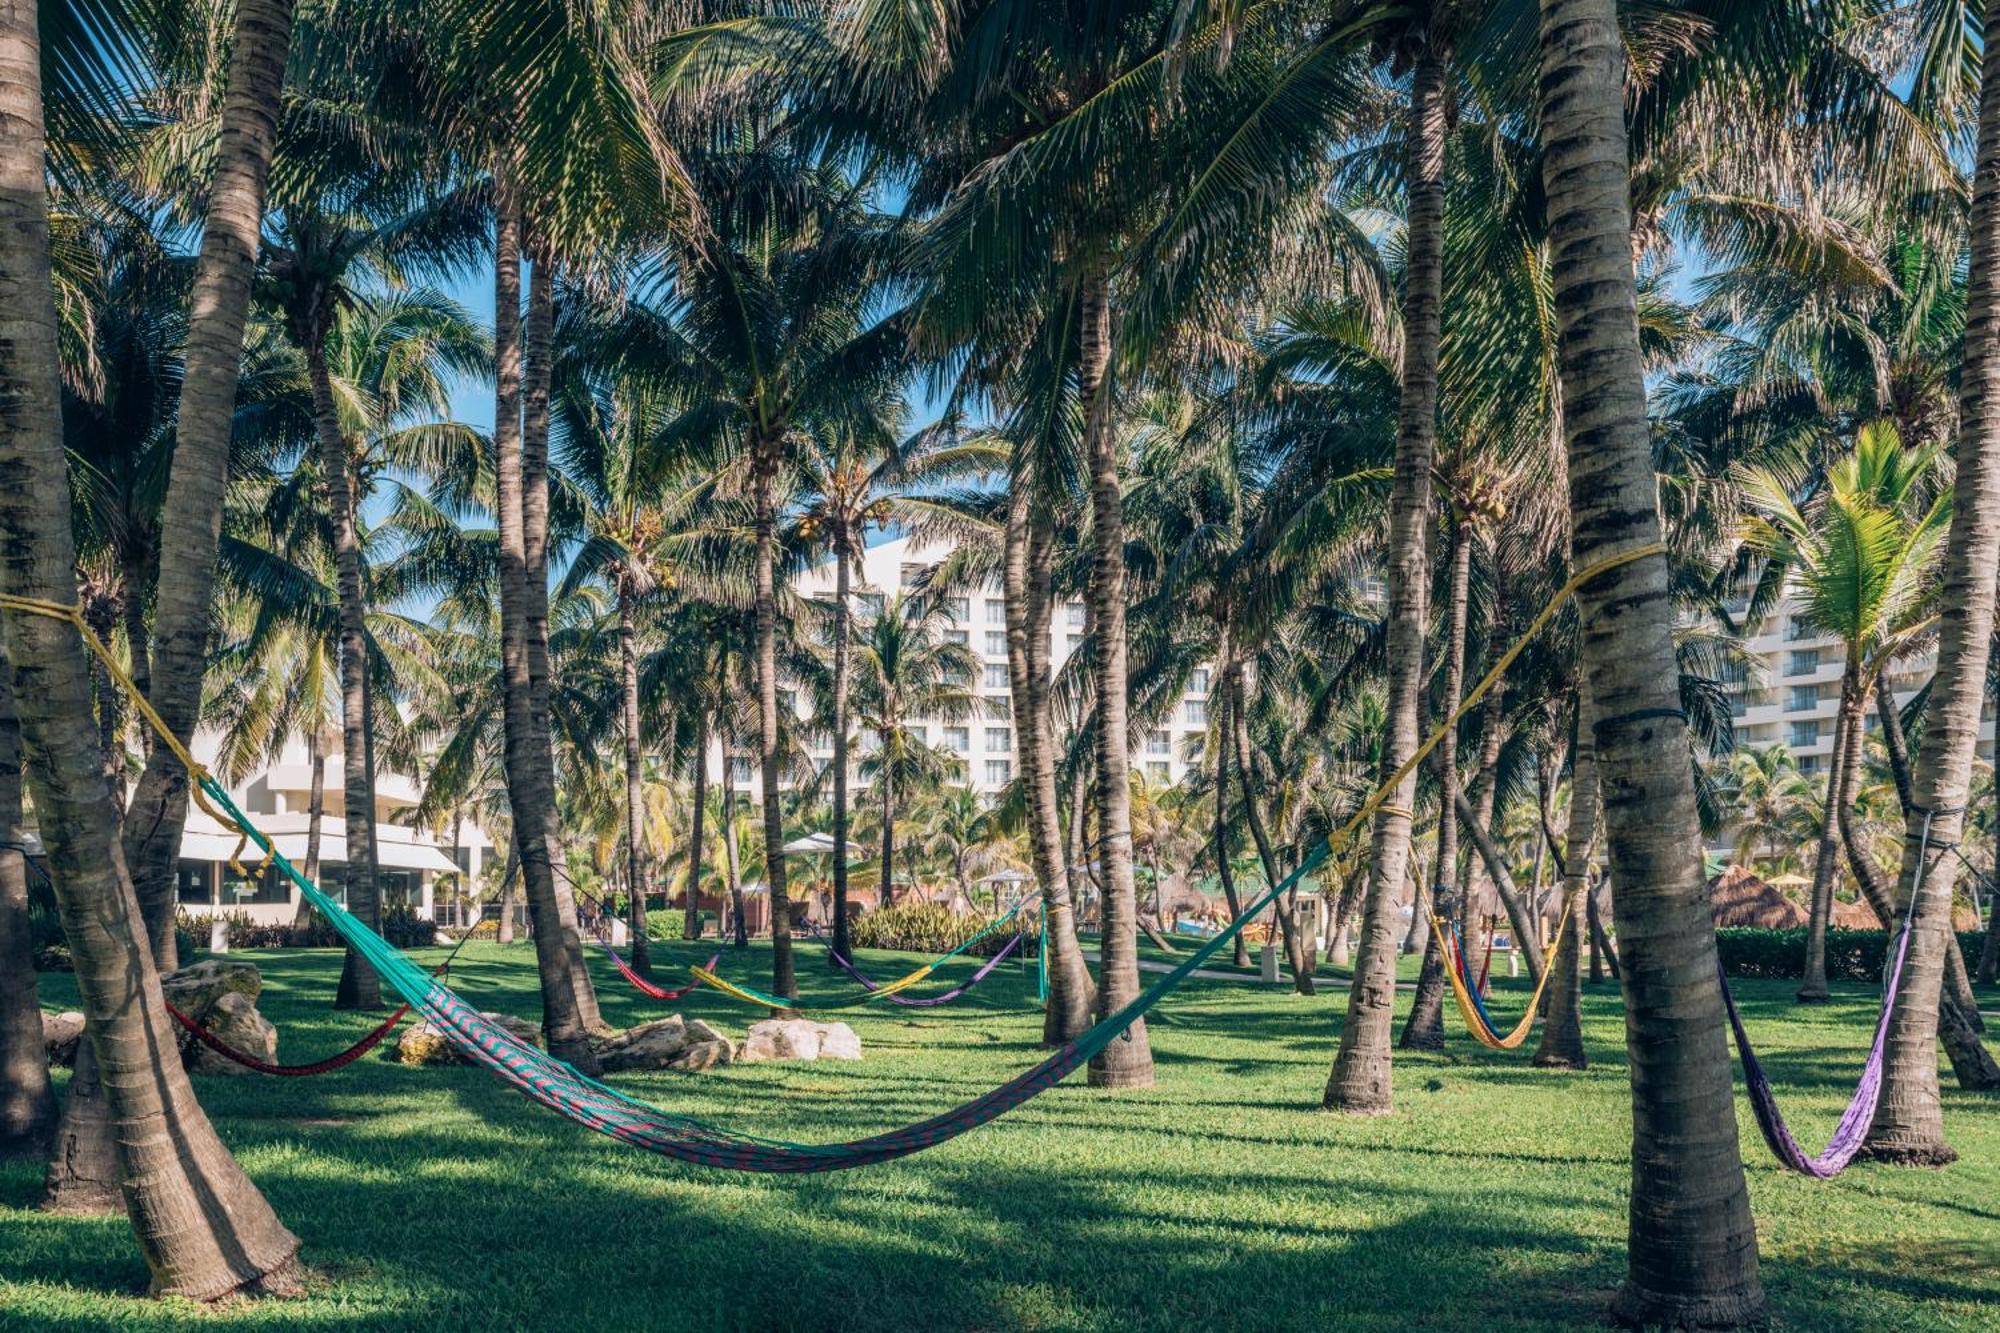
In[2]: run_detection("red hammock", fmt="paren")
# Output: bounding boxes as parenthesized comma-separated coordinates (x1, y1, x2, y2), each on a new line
(606, 945, 722, 1002)
(166, 1000, 412, 1076)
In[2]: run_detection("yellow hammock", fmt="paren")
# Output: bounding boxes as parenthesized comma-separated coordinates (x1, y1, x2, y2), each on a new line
(1429, 897, 1574, 1050)
(688, 960, 938, 1012)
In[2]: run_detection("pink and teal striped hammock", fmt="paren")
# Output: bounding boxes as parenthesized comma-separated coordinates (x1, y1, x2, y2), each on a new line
(199, 774, 1317, 1172)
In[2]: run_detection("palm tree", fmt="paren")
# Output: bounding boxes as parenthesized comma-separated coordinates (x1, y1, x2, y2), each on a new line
(914, 783, 1010, 908)
(793, 419, 1000, 961)
(853, 594, 977, 905)
(0, 649, 54, 1160)
(118, 0, 297, 977)
(1535, 0, 1763, 1322)
(1324, 17, 1454, 1113)
(1863, 0, 2000, 1162)
(0, 6, 301, 1287)
(1739, 423, 1949, 1000)
(1724, 744, 1815, 869)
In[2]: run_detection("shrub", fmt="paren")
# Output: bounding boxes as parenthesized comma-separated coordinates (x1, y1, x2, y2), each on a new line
(1716, 927, 1989, 982)
(850, 902, 1019, 956)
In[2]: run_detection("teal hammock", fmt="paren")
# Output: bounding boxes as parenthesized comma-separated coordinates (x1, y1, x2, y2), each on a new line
(197, 774, 1327, 1172)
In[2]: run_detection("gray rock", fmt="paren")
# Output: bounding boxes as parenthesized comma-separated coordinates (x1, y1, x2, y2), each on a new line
(595, 1015, 690, 1072)
(185, 991, 278, 1075)
(817, 1022, 863, 1061)
(685, 1018, 730, 1047)
(396, 1011, 542, 1066)
(42, 1010, 84, 1067)
(667, 1039, 732, 1072)
(736, 1018, 863, 1063)
(162, 958, 262, 1014)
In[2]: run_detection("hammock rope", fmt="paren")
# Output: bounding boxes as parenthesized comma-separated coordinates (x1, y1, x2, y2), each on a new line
(691, 899, 1030, 1012)
(824, 929, 1027, 1007)
(568, 884, 722, 1003)
(1716, 810, 1931, 1178)
(0, 541, 1663, 1172)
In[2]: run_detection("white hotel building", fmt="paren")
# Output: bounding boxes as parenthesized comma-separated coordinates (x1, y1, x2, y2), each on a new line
(1717, 590, 1995, 775)
(722, 533, 1216, 800)
(172, 732, 494, 925)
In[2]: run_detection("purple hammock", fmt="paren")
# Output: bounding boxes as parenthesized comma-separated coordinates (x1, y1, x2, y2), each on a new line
(825, 930, 1028, 1006)
(1717, 904, 1916, 1178)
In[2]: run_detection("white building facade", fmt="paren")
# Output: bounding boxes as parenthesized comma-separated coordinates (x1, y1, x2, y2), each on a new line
(173, 732, 493, 925)
(723, 533, 1214, 801)
(1718, 589, 1995, 776)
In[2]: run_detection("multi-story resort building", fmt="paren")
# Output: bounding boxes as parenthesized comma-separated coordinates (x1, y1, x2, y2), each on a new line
(1717, 590, 1995, 778)
(722, 532, 1216, 801)
(172, 732, 494, 926)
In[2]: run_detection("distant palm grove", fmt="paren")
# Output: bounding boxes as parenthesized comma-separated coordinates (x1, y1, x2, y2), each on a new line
(1, 1, 1998, 1329)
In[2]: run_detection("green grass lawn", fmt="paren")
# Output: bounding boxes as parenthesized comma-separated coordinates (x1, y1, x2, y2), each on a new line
(3, 939, 1996, 1332)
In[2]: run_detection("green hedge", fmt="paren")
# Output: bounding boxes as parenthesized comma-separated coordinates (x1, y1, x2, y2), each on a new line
(1716, 927, 1990, 981)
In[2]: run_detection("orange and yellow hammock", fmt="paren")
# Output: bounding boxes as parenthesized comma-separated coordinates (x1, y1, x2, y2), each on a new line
(1429, 897, 1573, 1049)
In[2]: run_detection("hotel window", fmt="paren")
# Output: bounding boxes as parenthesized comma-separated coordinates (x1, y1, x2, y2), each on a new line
(1147, 730, 1170, 755)
(909, 724, 927, 746)
(947, 597, 970, 621)
(1066, 602, 1085, 627)
(1787, 648, 1817, 677)
(222, 864, 289, 907)
(729, 756, 752, 785)
(859, 592, 885, 620)
(1147, 761, 1170, 782)
(986, 695, 1011, 719)
(1787, 685, 1818, 713)
(1185, 699, 1207, 725)
(946, 629, 968, 647)
(986, 727, 1011, 752)
(945, 726, 969, 753)
(985, 631, 1008, 656)
(901, 562, 926, 588)
(1787, 617, 1814, 641)
(985, 662, 1009, 689)
(1189, 668, 1211, 695)
(1790, 720, 1820, 749)
(985, 759, 1012, 785)
(176, 861, 214, 905)
(1729, 697, 1748, 719)
(986, 599, 1006, 625)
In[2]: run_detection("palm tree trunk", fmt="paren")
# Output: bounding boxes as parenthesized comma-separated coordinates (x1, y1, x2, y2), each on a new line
(492, 203, 599, 1070)
(1453, 787, 1547, 982)
(0, 28, 300, 1280)
(520, 250, 600, 1029)
(721, 731, 747, 947)
(1874, 676, 1984, 1026)
(1859, 7, 2000, 1160)
(120, 545, 151, 761)
(1209, 647, 1251, 969)
(1077, 261, 1152, 1089)
(831, 540, 854, 962)
(749, 432, 796, 998)
(289, 722, 325, 942)
(1232, 672, 1311, 993)
(1005, 487, 1094, 1039)
(686, 711, 707, 938)
(310, 339, 384, 1012)
(118, 0, 292, 974)
(1402, 515, 1474, 1051)
(1837, 757, 2000, 1090)
(1797, 662, 1857, 1002)
(1324, 41, 1448, 1113)
(879, 765, 897, 906)
(1537, 1, 1764, 1318)
(1534, 690, 1597, 1069)
(496, 838, 518, 944)
(0, 645, 54, 1160)
(619, 584, 650, 974)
